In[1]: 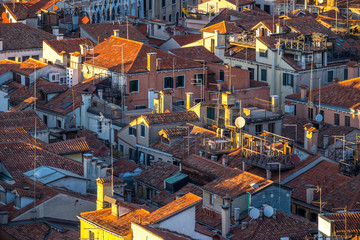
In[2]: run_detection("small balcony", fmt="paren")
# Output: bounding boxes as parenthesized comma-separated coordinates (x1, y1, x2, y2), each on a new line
(228, 33, 256, 48)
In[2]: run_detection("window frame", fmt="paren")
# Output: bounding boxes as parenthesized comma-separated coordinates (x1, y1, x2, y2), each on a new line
(327, 70, 334, 83)
(176, 75, 185, 88)
(345, 115, 350, 127)
(260, 69, 267, 82)
(140, 125, 146, 138)
(163, 76, 174, 89)
(219, 70, 225, 81)
(344, 68, 348, 80)
(129, 79, 139, 93)
(259, 49, 268, 58)
(334, 113, 340, 125)
(129, 126, 137, 136)
(308, 107, 314, 120)
(282, 73, 294, 87)
(176, 100, 185, 106)
(97, 120, 102, 133)
(194, 73, 205, 86)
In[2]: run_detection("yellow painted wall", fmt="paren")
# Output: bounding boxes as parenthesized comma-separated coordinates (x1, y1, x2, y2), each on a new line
(198, 0, 236, 13)
(80, 219, 132, 240)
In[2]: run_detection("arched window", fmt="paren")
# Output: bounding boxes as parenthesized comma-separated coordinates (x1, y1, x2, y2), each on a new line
(168, 14, 172, 22)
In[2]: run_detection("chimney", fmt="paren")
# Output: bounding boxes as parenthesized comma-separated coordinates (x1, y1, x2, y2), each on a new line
(98, 89, 103, 101)
(79, 44, 87, 55)
(306, 184, 315, 204)
(0, 38, 3, 51)
(222, 155, 229, 166)
(148, 89, 158, 110)
(304, 123, 319, 153)
(0, 211, 8, 224)
(266, 169, 272, 180)
(323, 134, 329, 149)
(125, 189, 132, 202)
(271, 95, 279, 113)
(186, 92, 194, 110)
(242, 162, 247, 171)
(56, 34, 64, 40)
(96, 177, 113, 210)
(234, 208, 241, 224)
(300, 84, 308, 99)
(160, 90, 173, 113)
(83, 153, 93, 179)
(347, 61, 359, 79)
(147, 52, 157, 72)
(113, 29, 120, 37)
(52, 26, 60, 35)
(15, 57, 20, 62)
(304, 0, 307, 9)
(176, 192, 185, 199)
(156, 58, 162, 70)
(221, 196, 231, 238)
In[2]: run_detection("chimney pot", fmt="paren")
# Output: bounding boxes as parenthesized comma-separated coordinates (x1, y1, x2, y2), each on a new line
(306, 184, 315, 204)
(0, 38, 3, 51)
(186, 92, 194, 110)
(56, 34, 64, 40)
(300, 84, 308, 99)
(113, 29, 120, 37)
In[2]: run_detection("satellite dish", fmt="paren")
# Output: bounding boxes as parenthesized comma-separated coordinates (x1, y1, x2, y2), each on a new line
(249, 208, 260, 220)
(235, 117, 246, 128)
(315, 114, 323, 122)
(264, 205, 274, 217)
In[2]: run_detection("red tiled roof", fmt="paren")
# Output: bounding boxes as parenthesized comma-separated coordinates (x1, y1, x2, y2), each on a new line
(7, 97, 35, 112)
(66, 129, 109, 157)
(325, 212, 360, 235)
(158, 127, 189, 138)
(284, 16, 336, 37)
(13, 188, 42, 199)
(0, 59, 21, 75)
(142, 193, 202, 224)
(44, 137, 91, 155)
(225, 46, 256, 61)
(169, 34, 202, 46)
(202, 170, 272, 198)
(113, 158, 139, 176)
(0, 222, 78, 240)
(286, 77, 360, 110)
(44, 37, 95, 55)
(150, 124, 217, 160)
(133, 224, 190, 240)
(201, 21, 244, 34)
(0, 23, 55, 51)
(4, 0, 60, 21)
(135, 161, 178, 190)
(14, 58, 48, 75)
(32, 78, 69, 94)
(169, 46, 223, 63)
(37, 79, 99, 115)
(285, 159, 360, 211)
(83, 36, 202, 74)
(80, 208, 149, 236)
(80, 23, 148, 43)
(141, 111, 199, 125)
(151, 183, 203, 207)
(0, 109, 48, 131)
(147, 37, 166, 47)
(7, 81, 32, 105)
(0, 127, 41, 145)
(232, 210, 317, 239)
(0, 142, 83, 182)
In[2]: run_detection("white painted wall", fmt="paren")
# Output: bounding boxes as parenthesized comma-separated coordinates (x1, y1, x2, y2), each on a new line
(50, 177, 87, 195)
(14, 193, 95, 221)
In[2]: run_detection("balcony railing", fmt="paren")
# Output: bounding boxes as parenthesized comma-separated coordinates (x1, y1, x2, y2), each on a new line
(228, 34, 256, 47)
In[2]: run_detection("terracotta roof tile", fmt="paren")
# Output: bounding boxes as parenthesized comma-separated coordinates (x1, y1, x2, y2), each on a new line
(0, 59, 21, 75)
(150, 124, 216, 160)
(0, 142, 83, 182)
(202, 170, 272, 198)
(158, 127, 189, 138)
(284, 16, 336, 36)
(0, 127, 40, 145)
(285, 159, 360, 211)
(201, 20, 244, 34)
(32, 78, 69, 94)
(232, 210, 317, 239)
(43, 137, 91, 155)
(83, 36, 202, 74)
(225, 46, 256, 61)
(325, 212, 360, 235)
(0, 23, 55, 51)
(0, 109, 48, 131)
(142, 193, 202, 224)
(151, 183, 203, 206)
(169, 46, 223, 63)
(37, 79, 100, 115)
(44, 37, 94, 55)
(286, 78, 360, 110)
(66, 129, 109, 157)
(1, 222, 50, 239)
(135, 161, 178, 190)
(80, 23, 147, 43)
(133, 224, 190, 240)
(142, 111, 199, 125)
(113, 158, 139, 176)
(80, 208, 149, 236)
(7, 96, 36, 112)
(14, 58, 48, 75)
(7, 81, 32, 105)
